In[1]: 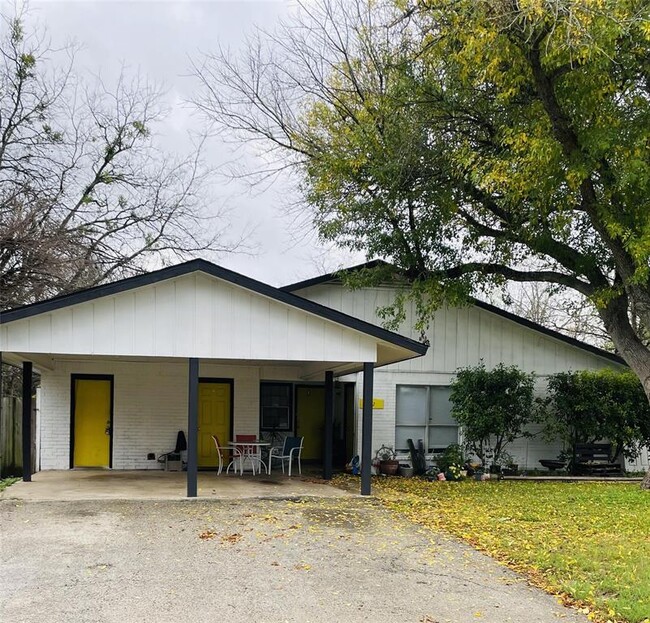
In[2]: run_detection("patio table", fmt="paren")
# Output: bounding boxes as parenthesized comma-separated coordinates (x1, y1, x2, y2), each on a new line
(227, 441, 270, 475)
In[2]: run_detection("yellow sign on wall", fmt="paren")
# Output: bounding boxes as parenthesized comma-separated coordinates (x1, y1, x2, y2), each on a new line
(358, 398, 384, 410)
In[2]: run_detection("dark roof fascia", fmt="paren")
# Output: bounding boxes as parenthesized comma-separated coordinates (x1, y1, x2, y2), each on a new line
(470, 299, 625, 366)
(0, 259, 428, 357)
(282, 260, 625, 367)
(280, 259, 389, 293)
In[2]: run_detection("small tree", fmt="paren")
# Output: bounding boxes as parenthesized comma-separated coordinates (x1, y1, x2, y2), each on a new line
(542, 370, 650, 467)
(450, 363, 535, 467)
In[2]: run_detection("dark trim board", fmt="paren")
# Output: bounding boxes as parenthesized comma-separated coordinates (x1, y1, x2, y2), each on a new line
(280, 259, 388, 293)
(69, 374, 115, 469)
(281, 260, 626, 367)
(0, 259, 427, 357)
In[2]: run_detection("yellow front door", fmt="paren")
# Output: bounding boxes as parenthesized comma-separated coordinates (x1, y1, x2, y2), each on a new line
(296, 386, 325, 461)
(198, 381, 231, 468)
(73, 378, 111, 467)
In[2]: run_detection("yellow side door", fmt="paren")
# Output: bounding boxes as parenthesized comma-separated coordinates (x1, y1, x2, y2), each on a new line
(296, 386, 325, 461)
(198, 382, 231, 468)
(73, 378, 111, 467)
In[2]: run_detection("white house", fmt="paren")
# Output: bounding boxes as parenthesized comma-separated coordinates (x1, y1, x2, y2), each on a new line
(2, 258, 647, 498)
(0, 259, 427, 496)
(282, 261, 650, 473)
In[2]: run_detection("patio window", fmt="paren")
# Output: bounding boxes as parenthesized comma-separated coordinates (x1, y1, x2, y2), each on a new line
(260, 382, 292, 431)
(395, 385, 458, 453)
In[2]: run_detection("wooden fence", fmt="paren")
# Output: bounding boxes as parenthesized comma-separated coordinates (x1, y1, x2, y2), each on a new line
(0, 396, 36, 478)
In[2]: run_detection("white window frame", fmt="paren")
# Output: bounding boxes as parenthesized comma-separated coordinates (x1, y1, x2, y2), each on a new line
(395, 385, 459, 454)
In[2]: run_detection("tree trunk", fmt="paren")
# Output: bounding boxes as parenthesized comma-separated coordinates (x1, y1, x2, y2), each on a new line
(598, 299, 650, 490)
(643, 470, 650, 490)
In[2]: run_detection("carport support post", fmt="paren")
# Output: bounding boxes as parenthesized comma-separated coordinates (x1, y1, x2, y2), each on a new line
(187, 358, 199, 498)
(22, 361, 33, 482)
(360, 362, 374, 495)
(323, 371, 334, 480)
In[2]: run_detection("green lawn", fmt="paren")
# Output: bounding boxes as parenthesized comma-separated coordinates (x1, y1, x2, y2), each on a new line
(0, 477, 20, 492)
(360, 478, 650, 623)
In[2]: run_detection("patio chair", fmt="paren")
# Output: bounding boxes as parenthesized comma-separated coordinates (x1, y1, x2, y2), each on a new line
(211, 435, 240, 475)
(235, 434, 263, 475)
(158, 430, 187, 472)
(268, 436, 303, 476)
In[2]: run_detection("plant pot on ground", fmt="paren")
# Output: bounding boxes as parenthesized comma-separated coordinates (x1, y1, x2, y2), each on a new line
(375, 445, 399, 476)
(379, 459, 400, 475)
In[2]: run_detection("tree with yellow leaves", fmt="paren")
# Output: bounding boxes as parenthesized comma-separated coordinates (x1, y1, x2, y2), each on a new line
(195, 0, 650, 488)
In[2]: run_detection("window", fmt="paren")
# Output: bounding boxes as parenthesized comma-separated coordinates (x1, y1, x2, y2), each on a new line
(260, 383, 292, 431)
(395, 385, 458, 453)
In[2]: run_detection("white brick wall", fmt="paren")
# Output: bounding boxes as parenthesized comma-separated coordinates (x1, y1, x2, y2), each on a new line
(39, 359, 303, 470)
(349, 369, 650, 471)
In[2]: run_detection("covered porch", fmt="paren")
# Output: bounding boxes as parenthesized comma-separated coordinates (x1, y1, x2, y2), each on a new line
(1, 260, 427, 497)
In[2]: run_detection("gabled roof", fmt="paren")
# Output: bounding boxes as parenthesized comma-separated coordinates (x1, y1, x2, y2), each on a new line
(281, 260, 626, 366)
(0, 259, 427, 357)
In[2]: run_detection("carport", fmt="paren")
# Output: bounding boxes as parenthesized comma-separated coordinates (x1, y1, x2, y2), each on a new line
(0, 259, 427, 497)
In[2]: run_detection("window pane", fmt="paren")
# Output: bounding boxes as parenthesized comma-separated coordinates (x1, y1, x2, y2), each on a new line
(429, 387, 456, 426)
(428, 426, 459, 451)
(261, 406, 290, 430)
(395, 426, 426, 452)
(260, 383, 292, 431)
(396, 386, 427, 426)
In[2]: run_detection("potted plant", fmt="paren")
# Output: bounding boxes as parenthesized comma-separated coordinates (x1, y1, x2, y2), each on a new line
(376, 446, 399, 475)
(436, 443, 466, 481)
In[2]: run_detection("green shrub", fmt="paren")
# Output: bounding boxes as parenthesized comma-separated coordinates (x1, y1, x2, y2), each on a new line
(542, 369, 650, 462)
(450, 362, 535, 467)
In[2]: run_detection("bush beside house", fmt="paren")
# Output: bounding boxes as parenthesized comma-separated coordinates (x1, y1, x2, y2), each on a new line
(450, 363, 535, 469)
(541, 370, 650, 467)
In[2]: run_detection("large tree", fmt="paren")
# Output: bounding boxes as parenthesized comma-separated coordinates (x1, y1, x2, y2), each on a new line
(0, 12, 234, 310)
(194, 0, 650, 487)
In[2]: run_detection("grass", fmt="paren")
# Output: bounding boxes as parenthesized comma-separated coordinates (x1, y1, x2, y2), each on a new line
(0, 476, 20, 492)
(342, 477, 650, 623)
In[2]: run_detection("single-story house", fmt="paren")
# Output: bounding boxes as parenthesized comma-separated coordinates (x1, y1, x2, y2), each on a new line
(0, 259, 427, 496)
(282, 261, 650, 473)
(2, 259, 647, 499)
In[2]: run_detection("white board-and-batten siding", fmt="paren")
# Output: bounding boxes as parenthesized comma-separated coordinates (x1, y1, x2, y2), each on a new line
(39, 359, 302, 470)
(291, 283, 647, 470)
(0, 272, 378, 363)
(294, 284, 620, 375)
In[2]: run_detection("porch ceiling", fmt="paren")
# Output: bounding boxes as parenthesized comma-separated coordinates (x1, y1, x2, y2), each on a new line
(1, 347, 412, 378)
(0, 348, 424, 382)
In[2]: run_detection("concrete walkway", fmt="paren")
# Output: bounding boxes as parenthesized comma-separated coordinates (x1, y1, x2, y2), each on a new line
(0, 496, 589, 623)
(1, 469, 353, 501)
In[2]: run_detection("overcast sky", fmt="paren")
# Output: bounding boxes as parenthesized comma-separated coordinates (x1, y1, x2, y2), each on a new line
(15, 0, 363, 286)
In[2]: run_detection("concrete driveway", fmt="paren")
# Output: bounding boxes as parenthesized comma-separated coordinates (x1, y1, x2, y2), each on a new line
(1, 469, 352, 501)
(0, 495, 589, 623)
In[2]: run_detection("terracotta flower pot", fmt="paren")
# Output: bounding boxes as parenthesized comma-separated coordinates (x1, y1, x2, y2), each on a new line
(379, 460, 400, 475)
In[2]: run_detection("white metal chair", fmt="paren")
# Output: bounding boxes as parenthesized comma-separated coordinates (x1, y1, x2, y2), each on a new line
(211, 435, 240, 475)
(268, 436, 303, 476)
